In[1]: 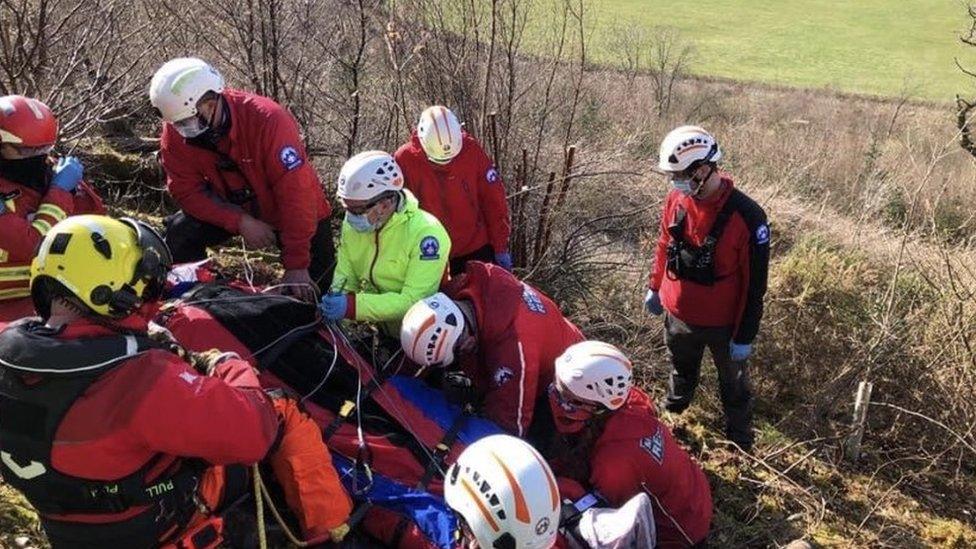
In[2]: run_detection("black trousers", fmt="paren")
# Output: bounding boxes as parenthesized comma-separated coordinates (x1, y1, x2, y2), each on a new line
(163, 211, 336, 293)
(448, 243, 495, 276)
(663, 312, 755, 449)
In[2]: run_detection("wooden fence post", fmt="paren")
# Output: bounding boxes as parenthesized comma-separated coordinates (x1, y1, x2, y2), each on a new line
(844, 380, 873, 462)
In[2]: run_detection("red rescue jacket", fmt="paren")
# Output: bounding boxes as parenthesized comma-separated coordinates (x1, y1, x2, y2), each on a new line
(445, 261, 583, 436)
(0, 174, 104, 304)
(159, 89, 331, 270)
(41, 316, 279, 525)
(648, 176, 770, 344)
(395, 131, 510, 257)
(587, 388, 713, 547)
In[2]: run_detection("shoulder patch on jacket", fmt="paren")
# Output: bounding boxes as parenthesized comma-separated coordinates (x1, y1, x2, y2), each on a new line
(419, 235, 440, 260)
(639, 425, 666, 465)
(486, 166, 500, 184)
(279, 146, 303, 171)
(521, 284, 546, 314)
(755, 223, 770, 245)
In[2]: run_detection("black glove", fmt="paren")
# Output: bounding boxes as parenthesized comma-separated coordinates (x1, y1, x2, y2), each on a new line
(443, 372, 475, 408)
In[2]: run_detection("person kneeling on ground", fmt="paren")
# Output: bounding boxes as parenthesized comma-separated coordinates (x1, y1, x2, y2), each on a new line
(0, 95, 104, 325)
(151, 58, 333, 301)
(0, 215, 351, 548)
(400, 261, 584, 437)
(320, 150, 450, 334)
(528, 341, 713, 548)
(444, 434, 561, 549)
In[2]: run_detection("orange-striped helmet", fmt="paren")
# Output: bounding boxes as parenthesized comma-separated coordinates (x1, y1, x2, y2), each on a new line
(554, 340, 633, 410)
(400, 292, 465, 367)
(416, 106, 463, 164)
(657, 125, 722, 173)
(445, 434, 560, 549)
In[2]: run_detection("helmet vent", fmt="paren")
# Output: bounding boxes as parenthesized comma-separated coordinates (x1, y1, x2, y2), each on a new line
(49, 233, 72, 255)
(90, 232, 112, 259)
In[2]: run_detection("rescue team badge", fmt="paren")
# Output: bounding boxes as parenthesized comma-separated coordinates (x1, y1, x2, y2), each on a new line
(493, 367, 514, 387)
(521, 284, 546, 314)
(640, 425, 666, 465)
(486, 166, 500, 184)
(755, 223, 770, 245)
(279, 145, 303, 171)
(419, 236, 440, 260)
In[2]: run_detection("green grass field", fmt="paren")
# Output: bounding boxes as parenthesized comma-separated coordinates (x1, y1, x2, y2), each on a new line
(567, 0, 975, 102)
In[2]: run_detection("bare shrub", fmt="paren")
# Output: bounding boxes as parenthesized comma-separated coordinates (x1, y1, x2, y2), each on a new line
(0, 0, 168, 143)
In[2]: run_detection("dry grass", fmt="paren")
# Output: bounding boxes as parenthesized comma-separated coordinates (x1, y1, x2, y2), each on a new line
(3, 2, 976, 547)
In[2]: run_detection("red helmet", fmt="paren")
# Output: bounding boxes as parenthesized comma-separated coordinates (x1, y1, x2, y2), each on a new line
(0, 95, 58, 148)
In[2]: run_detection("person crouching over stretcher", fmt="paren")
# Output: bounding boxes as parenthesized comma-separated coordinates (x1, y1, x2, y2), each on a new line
(0, 215, 352, 548)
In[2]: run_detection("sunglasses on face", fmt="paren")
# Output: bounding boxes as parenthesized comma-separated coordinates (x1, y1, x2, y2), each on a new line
(344, 195, 388, 216)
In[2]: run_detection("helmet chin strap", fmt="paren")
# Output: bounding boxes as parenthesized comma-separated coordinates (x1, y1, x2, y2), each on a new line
(690, 164, 717, 198)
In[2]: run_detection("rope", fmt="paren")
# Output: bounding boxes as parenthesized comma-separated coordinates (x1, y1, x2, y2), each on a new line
(252, 464, 313, 547)
(254, 464, 268, 549)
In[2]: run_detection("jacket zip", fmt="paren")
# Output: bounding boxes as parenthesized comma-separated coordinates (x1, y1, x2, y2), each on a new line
(368, 229, 381, 290)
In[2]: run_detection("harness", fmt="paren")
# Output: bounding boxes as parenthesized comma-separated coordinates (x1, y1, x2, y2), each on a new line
(665, 189, 745, 286)
(0, 320, 204, 547)
(185, 114, 259, 212)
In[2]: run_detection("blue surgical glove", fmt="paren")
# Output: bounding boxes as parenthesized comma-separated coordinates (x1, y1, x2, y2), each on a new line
(51, 156, 83, 192)
(494, 251, 513, 271)
(730, 341, 752, 362)
(644, 289, 663, 316)
(319, 293, 348, 321)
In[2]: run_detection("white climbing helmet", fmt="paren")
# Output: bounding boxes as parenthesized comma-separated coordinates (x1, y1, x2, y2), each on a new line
(149, 57, 225, 123)
(336, 151, 404, 201)
(657, 125, 722, 173)
(417, 106, 463, 164)
(445, 434, 561, 549)
(400, 293, 466, 367)
(554, 340, 633, 410)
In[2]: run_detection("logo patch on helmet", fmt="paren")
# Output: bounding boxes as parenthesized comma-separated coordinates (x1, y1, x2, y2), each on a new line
(279, 146, 303, 171)
(639, 425, 666, 465)
(755, 224, 770, 245)
(535, 516, 551, 536)
(419, 236, 440, 260)
(486, 167, 500, 184)
(522, 285, 546, 314)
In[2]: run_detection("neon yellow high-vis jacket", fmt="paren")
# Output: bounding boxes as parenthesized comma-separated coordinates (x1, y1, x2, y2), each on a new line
(331, 190, 450, 331)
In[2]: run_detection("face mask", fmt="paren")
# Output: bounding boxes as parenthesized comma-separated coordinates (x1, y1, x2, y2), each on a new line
(671, 164, 716, 198)
(671, 178, 694, 196)
(173, 115, 209, 138)
(345, 212, 377, 232)
(0, 155, 52, 192)
(547, 384, 594, 434)
(175, 97, 228, 141)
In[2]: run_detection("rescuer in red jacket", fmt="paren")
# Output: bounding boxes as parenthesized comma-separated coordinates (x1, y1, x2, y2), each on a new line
(150, 57, 332, 301)
(645, 125, 770, 452)
(529, 341, 713, 548)
(0, 95, 105, 327)
(394, 106, 512, 274)
(400, 261, 583, 437)
(0, 215, 352, 547)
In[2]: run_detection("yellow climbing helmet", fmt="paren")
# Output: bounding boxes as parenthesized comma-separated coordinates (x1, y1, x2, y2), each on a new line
(30, 215, 172, 318)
